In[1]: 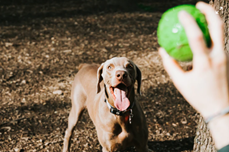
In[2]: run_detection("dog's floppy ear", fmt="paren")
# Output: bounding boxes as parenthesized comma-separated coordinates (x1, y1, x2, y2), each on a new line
(96, 63, 104, 93)
(135, 65, 142, 95)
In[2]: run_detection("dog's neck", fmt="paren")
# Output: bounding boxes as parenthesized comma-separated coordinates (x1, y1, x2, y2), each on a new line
(104, 98, 135, 116)
(104, 85, 135, 116)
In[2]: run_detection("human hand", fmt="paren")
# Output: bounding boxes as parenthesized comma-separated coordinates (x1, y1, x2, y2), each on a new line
(159, 2, 229, 119)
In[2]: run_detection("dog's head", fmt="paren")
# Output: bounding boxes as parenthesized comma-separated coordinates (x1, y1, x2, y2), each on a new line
(96, 57, 141, 111)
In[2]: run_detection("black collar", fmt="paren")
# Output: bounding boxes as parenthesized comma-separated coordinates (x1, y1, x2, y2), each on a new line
(104, 98, 135, 116)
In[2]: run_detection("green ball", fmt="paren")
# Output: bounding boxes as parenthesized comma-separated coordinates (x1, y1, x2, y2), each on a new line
(157, 4, 211, 61)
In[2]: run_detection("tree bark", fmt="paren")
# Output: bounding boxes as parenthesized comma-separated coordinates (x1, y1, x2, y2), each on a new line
(212, 0, 229, 52)
(193, 116, 217, 151)
(193, 0, 229, 151)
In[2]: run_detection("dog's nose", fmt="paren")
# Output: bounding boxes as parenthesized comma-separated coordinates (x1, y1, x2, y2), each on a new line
(116, 70, 127, 80)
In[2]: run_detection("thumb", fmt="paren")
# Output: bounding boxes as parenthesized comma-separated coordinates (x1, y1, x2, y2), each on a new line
(159, 48, 184, 80)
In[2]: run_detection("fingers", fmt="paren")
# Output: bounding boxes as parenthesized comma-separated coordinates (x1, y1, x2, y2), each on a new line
(196, 2, 225, 64)
(159, 48, 184, 80)
(178, 11, 209, 66)
(179, 11, 208, 56)
(196, 2, 224, 51)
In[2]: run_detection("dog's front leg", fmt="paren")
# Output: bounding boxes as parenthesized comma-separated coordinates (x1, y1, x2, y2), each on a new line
(63, 101, 85, 152)
(102, 147, 110, 152)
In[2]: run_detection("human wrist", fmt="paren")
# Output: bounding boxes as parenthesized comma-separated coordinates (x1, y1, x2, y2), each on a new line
(204, 106, 229, 124)
(201, 101, 229, 120)
(207, 113, 229, 149)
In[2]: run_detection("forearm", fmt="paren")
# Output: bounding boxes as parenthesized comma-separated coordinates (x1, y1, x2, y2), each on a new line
(208, 113, 229, 149)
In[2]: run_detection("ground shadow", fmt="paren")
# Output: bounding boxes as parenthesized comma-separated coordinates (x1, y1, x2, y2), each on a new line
(0, 0, 208, 26)
(148, 137, 195, 152)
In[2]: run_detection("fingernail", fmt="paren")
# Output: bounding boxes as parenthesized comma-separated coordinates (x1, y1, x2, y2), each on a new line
(196, 2, 205, 9)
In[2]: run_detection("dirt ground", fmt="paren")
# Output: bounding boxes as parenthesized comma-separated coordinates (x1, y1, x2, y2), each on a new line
(0, 0, 208, 151)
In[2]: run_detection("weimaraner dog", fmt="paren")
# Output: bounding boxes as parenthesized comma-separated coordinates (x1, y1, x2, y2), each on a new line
(63, 57, 150, 152)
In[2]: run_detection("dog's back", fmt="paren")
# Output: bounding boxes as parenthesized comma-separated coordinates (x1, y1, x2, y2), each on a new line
(72, 63, 100, 99)
(78, 63, 90, 70)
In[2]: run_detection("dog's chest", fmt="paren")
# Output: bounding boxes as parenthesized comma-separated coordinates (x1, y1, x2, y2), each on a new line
(106, 123, 134, 150)
(110, 121, 133, 139)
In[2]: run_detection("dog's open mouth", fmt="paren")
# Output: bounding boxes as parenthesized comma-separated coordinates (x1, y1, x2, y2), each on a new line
(109, 83, 130, 111)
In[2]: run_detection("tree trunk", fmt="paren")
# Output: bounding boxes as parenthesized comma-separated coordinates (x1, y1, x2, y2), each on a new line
(193, 116, 217, 151)
(193, 0, 229, 151)
(213, 0, 229, 52)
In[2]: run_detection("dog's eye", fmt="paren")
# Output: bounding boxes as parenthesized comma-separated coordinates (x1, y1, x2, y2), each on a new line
(108, 65, 112, 70)
(126, 63, 133, 69)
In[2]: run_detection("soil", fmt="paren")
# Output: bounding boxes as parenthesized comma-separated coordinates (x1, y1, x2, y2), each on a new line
(0, 0, 208, 151)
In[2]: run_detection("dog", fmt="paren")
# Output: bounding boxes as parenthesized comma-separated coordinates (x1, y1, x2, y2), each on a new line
(63, 57, 149, 152)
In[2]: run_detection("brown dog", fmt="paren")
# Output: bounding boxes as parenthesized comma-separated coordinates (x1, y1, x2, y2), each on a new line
(63, 57, 149, 152)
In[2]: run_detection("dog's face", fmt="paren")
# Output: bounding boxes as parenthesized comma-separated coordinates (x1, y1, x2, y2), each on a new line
(96, 57, 141, 111)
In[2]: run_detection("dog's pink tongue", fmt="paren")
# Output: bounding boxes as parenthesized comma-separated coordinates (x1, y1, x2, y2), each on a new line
(114, 88, 130, 111)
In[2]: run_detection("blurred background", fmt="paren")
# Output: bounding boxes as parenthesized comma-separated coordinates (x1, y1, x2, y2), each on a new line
(0, 0, 208, 151)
